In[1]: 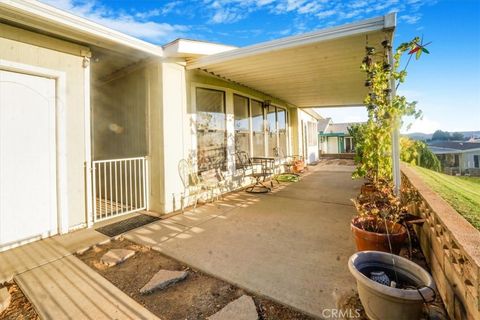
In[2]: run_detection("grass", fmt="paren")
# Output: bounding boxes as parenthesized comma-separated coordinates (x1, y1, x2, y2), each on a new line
(412, 166, 480, 231)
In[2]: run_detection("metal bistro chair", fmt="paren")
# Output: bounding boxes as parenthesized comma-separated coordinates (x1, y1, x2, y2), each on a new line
(246, 156, 276, 193)
(235, 151, 254, 183)
(178, 159, 205, 212)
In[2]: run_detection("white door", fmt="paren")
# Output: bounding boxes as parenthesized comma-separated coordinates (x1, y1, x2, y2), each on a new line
(0, 70, 57, 250)
(327, 137, 339, 154)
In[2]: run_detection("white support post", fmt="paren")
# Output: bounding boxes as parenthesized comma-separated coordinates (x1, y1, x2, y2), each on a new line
(388, 39, 401, 195)
(392, 126, 401, 195)
(83, 56, 94, 227)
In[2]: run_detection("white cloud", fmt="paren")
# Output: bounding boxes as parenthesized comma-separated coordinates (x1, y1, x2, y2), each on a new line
(399, 14, 421, 24)
(40, 0, 189, 43)
(201, 0, 431, 27)
(402, 117, 441, 134)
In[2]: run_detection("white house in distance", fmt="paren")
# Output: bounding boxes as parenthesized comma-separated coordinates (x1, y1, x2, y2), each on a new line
(0, 0, 396, 251)
(428, 141, 480, 176)
(318, 118, 364, 154)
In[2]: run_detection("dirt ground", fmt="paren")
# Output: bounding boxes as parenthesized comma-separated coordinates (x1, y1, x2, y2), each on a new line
(0, 282, 39, 320)
(76, 238, 314, 320)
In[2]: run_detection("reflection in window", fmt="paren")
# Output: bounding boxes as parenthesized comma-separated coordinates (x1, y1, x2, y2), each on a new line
(196, 88, 226, 172)
(277, 108, 287, 156)
(251, 100, 265, 157)
(267, 106, 277, 156)
(234, 94, 250, 154)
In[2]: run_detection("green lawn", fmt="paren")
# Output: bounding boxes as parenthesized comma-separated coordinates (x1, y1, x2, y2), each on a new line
(412, 166, 480, 231)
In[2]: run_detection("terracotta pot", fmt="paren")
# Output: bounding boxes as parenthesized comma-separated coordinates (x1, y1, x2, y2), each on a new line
(360, 183, 376, 195)
(351, 217, 407, 254)
(292, 161, 305, 173)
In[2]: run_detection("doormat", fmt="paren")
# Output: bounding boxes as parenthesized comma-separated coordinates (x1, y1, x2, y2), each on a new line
(96, 214, 159, 237)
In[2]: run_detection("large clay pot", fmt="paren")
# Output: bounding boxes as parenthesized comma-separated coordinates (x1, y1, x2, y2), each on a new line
(351, 216, 407, 254)
(348, 251, 435, 320)
(360, 182, 376, 195)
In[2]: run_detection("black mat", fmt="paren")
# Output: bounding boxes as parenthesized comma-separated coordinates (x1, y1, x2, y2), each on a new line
(95, 214, 160, 237)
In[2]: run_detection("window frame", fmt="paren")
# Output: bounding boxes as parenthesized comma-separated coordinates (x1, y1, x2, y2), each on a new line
(194, 87, 227, 173)
(233, 93, 251, 155)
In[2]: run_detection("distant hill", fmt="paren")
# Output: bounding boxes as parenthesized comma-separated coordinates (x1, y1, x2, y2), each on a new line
(404, 131, 480, 141)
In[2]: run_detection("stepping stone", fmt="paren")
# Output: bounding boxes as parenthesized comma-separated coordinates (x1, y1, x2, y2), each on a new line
(0, 287, 11, 314)
(208, 295, 258, 320)
(140, 270, 188, 294)
(100, 249, 135, 267)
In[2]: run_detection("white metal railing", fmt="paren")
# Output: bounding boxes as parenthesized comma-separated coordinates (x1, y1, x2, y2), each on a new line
(92, 157, 148, 222)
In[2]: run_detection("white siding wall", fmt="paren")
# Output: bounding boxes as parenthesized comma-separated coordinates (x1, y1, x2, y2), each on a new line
(0, 25, 88, 230)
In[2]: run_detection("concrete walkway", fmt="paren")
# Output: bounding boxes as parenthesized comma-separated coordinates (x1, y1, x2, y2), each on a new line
(126, 163, 363, 318)
(0, 214, 159, 320)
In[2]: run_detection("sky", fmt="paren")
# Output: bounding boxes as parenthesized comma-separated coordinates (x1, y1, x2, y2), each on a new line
(41, 0, 480, 134)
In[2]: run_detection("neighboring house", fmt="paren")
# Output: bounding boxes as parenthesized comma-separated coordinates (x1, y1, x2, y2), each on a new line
(0, 0, 396, 251)
(428, 141, 480, 176)
(318, 118, 364, 154)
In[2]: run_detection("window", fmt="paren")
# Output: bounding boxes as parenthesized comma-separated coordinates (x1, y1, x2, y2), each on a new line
(474, 155, 479, 168)
(454, 154, 460, 167)
(251, 99, 265, 157)
(233, 94, 250, 154)
(277, 108, 287, 156)
(196, 88, 226, 172)
(267, 105, 277, 156)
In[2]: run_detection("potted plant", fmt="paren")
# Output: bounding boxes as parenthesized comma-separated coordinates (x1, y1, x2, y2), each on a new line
(349, 36, 430, 254)
(351, 182, 408, 254)
(348, 250, 435, 320)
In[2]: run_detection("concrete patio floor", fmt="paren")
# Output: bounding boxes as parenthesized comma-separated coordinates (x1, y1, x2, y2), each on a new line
(126, 162, 363, 318)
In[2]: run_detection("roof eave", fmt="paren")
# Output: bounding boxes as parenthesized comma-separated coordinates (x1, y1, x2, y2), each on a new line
(0, 0, 163, 57)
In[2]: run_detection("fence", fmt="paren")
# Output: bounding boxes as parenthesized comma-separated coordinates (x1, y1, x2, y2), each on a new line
(92, 157, 148, 222)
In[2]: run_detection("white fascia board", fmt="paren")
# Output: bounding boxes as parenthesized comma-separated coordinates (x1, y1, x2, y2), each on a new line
(0, 0, 163, 57)
(302, 108, 322, 120)
(163, 39, 237, 58)
(186, 13, 396, 70)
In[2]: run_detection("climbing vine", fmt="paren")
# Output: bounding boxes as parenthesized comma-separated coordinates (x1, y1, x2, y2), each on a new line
(352, 36, 428, 184)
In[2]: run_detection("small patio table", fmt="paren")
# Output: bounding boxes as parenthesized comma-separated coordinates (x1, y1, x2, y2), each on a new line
(246, 156, 279, 193)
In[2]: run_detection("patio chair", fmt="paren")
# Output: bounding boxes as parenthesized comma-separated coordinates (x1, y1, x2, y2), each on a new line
(178, 159, 205, 212)
(246, 157, 276, 193)
(200, 168, 226, 202)
(235, 151, 254, 182)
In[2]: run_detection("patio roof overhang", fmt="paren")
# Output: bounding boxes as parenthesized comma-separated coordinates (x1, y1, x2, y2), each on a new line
(187, 13, 396, 109)
(0, 0, 163, 58)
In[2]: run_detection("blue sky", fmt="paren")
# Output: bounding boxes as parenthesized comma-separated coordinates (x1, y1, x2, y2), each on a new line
(42, 0, 480, 133)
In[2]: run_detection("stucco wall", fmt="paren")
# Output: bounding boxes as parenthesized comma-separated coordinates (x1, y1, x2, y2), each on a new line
(0, 24, 88, 229)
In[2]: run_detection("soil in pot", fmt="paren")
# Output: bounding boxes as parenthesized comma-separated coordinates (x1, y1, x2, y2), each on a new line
(351, 217, 407, 254)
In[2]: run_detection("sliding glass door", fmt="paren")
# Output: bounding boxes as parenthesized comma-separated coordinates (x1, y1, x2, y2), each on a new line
(233, 94, 250, 154)
(195, 87, 227, 172)
(251, 99, 265, 157)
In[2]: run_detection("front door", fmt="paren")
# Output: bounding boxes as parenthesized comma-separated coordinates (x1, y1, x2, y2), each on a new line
(0, 70, 58, 250)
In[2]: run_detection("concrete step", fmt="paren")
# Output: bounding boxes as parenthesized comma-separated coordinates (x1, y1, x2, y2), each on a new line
(15, 255, 159, 320)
